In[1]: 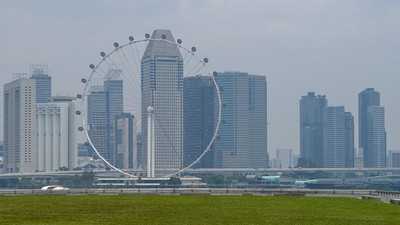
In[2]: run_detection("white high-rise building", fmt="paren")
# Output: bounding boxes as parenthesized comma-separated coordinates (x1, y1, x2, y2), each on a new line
(36, 96, 77, 172)
(141, 29, 183, 176)
(275, 149, 293, 168)
(4, 78, 37, 173)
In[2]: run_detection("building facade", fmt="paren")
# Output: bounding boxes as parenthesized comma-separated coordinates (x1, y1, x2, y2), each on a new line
(87, 69, 123, 166)
(322, 106, 345, 168)
(104, 70, 123, 165)
(215, 71, 268, 168)
(3, 78, 37, 173)
(345, 112, 355, 168)
(274, 149, 293, 168)
(30, 64, 51, 103)
(141, 29, 183, 175)
(115, 113, 135, 169)
(183, 76, 217, 168)
(300, 92, 327, 167)
(36, 96, 77, 172)
(358, 88, 380, 163)
(365, 106, 386, 168)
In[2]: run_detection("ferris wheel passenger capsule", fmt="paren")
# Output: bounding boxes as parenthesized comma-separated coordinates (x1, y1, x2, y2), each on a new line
(145, 33, 150, 38)
(78, 127, 84, 131)
(204, 58, 209, 63)
(177, 39, 182, 44)
(81, 78, 87, 83)
(161, 34, 166, 39)
(89, 64, 95, 69)
(129, 36, 134, 42)
(114, 42, 119, 48)
(191, 47, 196, 52)
(76, 94, 82, 99)
(100, 52, 106, 57)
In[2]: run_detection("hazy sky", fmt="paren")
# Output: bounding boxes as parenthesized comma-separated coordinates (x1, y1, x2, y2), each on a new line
(1, 0, 400, 157)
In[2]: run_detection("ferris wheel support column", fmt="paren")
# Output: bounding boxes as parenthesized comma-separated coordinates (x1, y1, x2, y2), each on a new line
(147, 106, 155, 178)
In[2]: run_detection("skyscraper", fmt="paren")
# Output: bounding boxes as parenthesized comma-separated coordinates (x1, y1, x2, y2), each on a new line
(322, 106, 345, 168)
(248, 75, 269, 168)
(4, 78, 37, 173)
(87, 69, 123, 166)
(36, 96, 77, 172)
(104, 69, 123, 165)
(87, 85, 107, 161)
(141, 29, 183, 176)
(345, 112, 355, 168)
(30, 64, 51, 103)
(365, 106, 386, 168)
(215, 71, 268, 168)
(183, 75, 217, 168)
(300, 92, 327, 167)
(358, 88, 380, 152)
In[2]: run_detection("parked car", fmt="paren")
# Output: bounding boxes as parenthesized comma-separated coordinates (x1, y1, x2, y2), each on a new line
(41, 185, 69, 190)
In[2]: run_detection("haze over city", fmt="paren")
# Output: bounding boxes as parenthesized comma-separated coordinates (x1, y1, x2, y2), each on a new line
(1, 0, 400, 157)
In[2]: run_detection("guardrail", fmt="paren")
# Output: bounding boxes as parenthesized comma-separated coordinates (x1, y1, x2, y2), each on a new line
(0, 188, 378, 196)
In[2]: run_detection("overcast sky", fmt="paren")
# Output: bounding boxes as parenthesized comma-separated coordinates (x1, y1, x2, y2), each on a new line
(1, 0, 399, 157)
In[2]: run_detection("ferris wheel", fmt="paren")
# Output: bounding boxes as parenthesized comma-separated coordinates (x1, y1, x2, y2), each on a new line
(77, 30, 221, 178)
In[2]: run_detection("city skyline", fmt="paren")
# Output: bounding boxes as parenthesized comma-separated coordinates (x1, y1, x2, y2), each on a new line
(1, 1, 400, 157)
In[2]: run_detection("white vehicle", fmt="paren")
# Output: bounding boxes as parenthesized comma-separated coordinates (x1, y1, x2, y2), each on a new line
(41, 185, 69, 190)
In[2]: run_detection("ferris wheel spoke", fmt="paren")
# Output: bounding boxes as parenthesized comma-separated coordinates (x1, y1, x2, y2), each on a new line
(105, 54, 141, 99)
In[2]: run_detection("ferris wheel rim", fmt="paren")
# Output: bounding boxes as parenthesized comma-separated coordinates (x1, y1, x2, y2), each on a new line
(79, 36, 222, 178)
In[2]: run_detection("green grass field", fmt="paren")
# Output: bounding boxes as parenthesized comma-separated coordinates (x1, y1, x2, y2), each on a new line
(0, 195, 399, 225)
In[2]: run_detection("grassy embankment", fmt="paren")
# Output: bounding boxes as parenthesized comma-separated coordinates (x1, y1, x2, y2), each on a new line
(0, 195, 399, 225)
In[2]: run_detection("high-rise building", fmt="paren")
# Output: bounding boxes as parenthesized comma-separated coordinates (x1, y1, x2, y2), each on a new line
(36, 96, 77, 172)
(275, 149, 293, 168)
(215, 71, 268, 168)
(4, 78, 37, 173)
(388, 150, 400, 168)
(365, 106, 386, 168)
(358, 88, 380, 154)
(183, 76, 217, 168)
(345, 112, 355, 168)
(300, 92, 327, 167)
(322, 106, 345, 168)
(104, 69, 123, 165)
(87, 85, 107, 162)
(248, 75, 269, 168)
(141, 29, 183, 175)
(30, 64, 51, 103)
(115, 113, 135, 169)
(87, 69, 123, 166)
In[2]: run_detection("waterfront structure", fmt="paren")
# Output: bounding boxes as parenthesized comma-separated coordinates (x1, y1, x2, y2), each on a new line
(36, 96, 77, 172)
(365, 106, 386, 168)
(345, 112, 355, 168)
(322, 106, 345, 168)
(30, 64, 51, 103)
(3, 78, 37, 173)
(141, 29, 183, 176)
(215, 72, 268, 168)
(183, 75, 217, 168)
(115, 113, 135, 169)
(300, 92, 327, 167)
